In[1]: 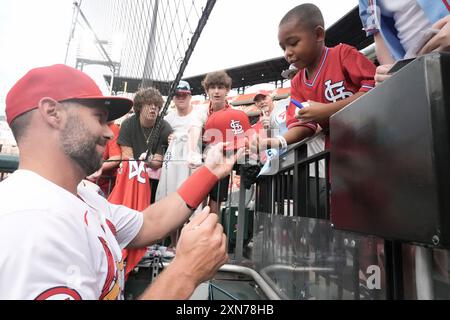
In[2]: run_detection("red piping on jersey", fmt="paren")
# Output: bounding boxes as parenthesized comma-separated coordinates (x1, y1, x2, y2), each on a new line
(106, 219, 117, 236)
(35, 286, 82, 300)
(303, 47, 329, 87)
(98, 237, 116, 300)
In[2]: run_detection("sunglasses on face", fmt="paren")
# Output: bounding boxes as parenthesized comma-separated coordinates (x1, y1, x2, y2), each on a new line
(175, 93, 189, 99)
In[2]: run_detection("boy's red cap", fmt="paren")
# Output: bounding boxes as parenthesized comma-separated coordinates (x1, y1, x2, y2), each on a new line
(6, 64, 133, 125)
(204, 108, 252, 151)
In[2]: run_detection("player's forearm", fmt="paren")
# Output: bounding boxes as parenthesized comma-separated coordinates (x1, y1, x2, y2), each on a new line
(133, 193, 192, 246)
(130, 166, 218, 247)
(139, 260, 197, 299)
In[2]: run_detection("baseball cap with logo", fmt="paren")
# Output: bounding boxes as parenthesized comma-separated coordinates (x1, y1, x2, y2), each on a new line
(5, 64, 133, 125)
(175, 80, 191, 95)
(253, 90, 271, 102)
(204, 108, 252, 151)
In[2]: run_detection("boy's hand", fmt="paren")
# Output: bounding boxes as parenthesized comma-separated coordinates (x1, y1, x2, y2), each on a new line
(296, 100, 329, 123)
(419, 15, 450, 55)
(249, 134, 280, 154)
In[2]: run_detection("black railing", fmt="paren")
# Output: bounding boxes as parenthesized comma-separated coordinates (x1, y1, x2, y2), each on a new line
(255, 136, 330, 220)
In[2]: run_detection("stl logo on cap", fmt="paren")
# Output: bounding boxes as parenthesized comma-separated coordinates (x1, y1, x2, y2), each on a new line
(204, 108, 252, 151)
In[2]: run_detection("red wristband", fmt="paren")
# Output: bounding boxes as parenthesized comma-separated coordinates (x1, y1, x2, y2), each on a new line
(177, 166, 219, 209)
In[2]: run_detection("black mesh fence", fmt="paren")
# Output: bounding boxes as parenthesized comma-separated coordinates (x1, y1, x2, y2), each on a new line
(69, 0, 216, 158)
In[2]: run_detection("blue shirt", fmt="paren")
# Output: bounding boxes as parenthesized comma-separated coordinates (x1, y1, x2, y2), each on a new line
(359, 0, 449, 60)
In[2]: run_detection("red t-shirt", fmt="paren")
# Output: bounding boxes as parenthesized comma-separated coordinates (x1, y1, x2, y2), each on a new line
(207, 101, 231, 117)
(286, 44, 376, 145)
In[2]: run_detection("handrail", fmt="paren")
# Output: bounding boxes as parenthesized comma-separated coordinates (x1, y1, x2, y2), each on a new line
(161, 262, 281, 300)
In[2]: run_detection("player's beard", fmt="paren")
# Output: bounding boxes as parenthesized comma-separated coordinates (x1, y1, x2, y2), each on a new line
(60, 112, 104, 176)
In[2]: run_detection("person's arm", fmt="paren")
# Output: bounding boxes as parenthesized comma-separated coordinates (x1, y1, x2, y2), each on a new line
(117, 119, 135, 159)
(139, 208, 227, 299)
(296, 92, 365, 124)
(258, 126, 315, 150)
(132, 144, 240, 299)
(88, 154, 121, 180)
(127, 142, 242, 248)
(102, 155, 121, 172)
(148, 122, 171, 169)
(373, 33, 395, 85)
(187, 125, 203, 168)
(148, 154, 163, 169)
(374, 32, 395, 65)
(120, 146, 134, 159)
(419, 15, 450, 55)
(358, 2, 394, 84)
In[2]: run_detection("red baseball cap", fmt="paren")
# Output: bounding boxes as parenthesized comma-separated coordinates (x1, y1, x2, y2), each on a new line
(5, 64, 133, 125)
(204, 108, 252, 151)
(253, 90, 271, 102)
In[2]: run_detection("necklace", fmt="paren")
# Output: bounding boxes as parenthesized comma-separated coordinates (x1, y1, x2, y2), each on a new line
(141, 126, 153, 142)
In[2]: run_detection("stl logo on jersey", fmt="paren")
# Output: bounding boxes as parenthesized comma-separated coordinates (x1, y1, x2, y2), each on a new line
(230, 120, 244, 135)
(324, 79, 353, 103)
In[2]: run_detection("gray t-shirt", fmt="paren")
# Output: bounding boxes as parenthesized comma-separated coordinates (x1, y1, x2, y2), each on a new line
(118, 114, 172, 159)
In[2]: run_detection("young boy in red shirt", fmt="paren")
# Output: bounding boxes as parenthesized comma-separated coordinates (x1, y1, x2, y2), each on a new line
(258, 3, 376, 151)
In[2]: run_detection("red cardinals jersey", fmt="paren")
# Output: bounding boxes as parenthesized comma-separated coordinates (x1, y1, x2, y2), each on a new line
(286, 44, 376, 135)
(108, 160, 150, 279)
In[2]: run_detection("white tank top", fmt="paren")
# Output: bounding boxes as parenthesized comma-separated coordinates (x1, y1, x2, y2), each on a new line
(378, 0, 432, 53)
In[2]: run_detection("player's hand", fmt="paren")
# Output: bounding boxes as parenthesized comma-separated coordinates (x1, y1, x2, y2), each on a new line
(374, 64, 393, 86)
(296, 100, 328, 123)
(419, 15, 450, 55)
(204, 142, 244, 179)
(174, 207, 228, 284)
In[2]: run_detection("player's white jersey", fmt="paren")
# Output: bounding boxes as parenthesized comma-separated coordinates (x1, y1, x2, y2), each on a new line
(0, 170, 143, 300)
